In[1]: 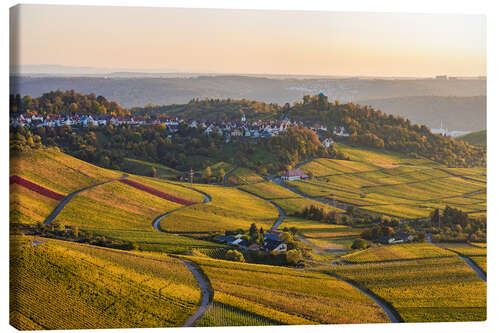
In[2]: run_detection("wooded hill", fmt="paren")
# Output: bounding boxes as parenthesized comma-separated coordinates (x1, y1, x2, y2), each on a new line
(10, 90, 129, 116)
(10, 91, 486, 168)
(132, 98, 280, 121)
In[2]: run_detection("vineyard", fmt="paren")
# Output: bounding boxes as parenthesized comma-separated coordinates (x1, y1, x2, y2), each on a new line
(10, 182, 60, 225)
(240, 180, 341, 216)
(51, 180, 217, 253)
(227, 167, 264, 185)
(10, 175, 65, 200)
(285, 145, 486, 219)
(10, 148, 121, 195)
(188, 256, 390, 325)
(326, 256, 486, 322)
(10, 237, 200, 329)
(159, 184, 278, 233)
(342, 243, 455, 264)
(280, 217, 362, 251)
(196, 302, 279, 327)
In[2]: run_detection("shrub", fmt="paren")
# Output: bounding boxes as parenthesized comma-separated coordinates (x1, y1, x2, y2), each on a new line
(225, 249, 245, 262)
(351, 238, 367, 250)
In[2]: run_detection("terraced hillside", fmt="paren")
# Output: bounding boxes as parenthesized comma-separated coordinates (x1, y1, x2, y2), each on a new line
(189, 256, 391, 325)
(286, 144, 486, 219)
(10, 236, 201, 330)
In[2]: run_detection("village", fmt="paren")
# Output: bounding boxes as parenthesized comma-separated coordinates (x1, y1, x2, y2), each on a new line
(10, 112, 349, 145)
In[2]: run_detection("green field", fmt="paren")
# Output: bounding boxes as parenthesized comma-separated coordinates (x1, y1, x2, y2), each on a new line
(325, 256, 486, 322)
(10, 237, 200, 329)
(458, 130, 486, 147)
(122, 158, 181, 179)
(227, 167, 264, 185)
(189, 255, 390, 325)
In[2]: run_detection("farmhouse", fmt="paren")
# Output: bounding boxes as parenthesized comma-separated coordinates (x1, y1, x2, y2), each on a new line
(281, 169, 309, 181)
(263, 239, 287, 253)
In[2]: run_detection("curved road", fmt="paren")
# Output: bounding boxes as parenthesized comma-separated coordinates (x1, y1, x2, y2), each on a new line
(44, 175, 127, 226)
(151, 186, 213, 327)
(268, 201, 285, 231)
(426, 233, 486, 282)
(343, 279, 401, 323)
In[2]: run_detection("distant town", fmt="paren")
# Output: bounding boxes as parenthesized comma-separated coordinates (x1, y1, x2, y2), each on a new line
(10, 112, 349, 146)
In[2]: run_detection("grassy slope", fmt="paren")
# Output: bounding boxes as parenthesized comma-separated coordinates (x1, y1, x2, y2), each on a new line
(458, 130, 486, 147)
(122, 158, 181, 179)
(10, 237, 200, 330)
(189, 256, 390, 325)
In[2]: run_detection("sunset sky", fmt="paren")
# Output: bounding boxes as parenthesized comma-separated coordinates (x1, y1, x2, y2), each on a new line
(10, 4, 486, 77)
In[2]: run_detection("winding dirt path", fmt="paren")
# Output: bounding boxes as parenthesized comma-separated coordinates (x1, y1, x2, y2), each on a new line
(459, 255, 486, 282)
(43, 175, 127, 226)
(268, 201, 285, 231)
(181, 261, 212, 327)
(151, 186, 213, 327)
(427, 233, 486, 282)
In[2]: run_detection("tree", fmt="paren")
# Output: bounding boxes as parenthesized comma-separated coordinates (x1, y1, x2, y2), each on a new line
(205, 166, 212, 177)
(286, 249, 303, 266)
(351, 238, 367, 250)
(225, 250, 245, 262)
(381, 226, 394, 236)
(150, 167, 157, 177)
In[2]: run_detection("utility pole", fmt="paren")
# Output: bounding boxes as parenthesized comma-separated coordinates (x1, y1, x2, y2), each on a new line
(189, 168, 194, 189)
(438, 208, 441, 230)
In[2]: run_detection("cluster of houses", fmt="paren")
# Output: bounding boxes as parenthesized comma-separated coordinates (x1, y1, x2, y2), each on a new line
(10, 112, 348, 143)
(375, 232, 414, 244)
(216, 230, 288, 253)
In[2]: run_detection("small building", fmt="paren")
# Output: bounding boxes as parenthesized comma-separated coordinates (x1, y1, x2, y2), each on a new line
(263, 239, 287, 253)
(281, 169, 309, 181)
(247, 243, 260, 251)
(264, 231, 282, 242)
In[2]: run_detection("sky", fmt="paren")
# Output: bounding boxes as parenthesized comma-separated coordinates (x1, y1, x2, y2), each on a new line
(10, 4, 486, 77)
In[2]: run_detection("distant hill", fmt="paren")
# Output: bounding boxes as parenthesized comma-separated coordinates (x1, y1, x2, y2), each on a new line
(458, 130, 486, 147)
(11, 75, 486, 109)
(355, 96, 486, 132)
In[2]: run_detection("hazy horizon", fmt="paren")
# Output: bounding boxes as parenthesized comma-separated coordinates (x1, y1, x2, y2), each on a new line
(10, 5, 486, 77)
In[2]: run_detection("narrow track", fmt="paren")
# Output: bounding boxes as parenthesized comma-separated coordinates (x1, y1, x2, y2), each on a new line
(458, 255, 486, 282)
(44, 175, 127, 226)
(151, 186, 213, 327)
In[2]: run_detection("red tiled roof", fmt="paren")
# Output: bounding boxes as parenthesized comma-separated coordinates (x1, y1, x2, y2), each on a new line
(283, 169, 308, 178)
